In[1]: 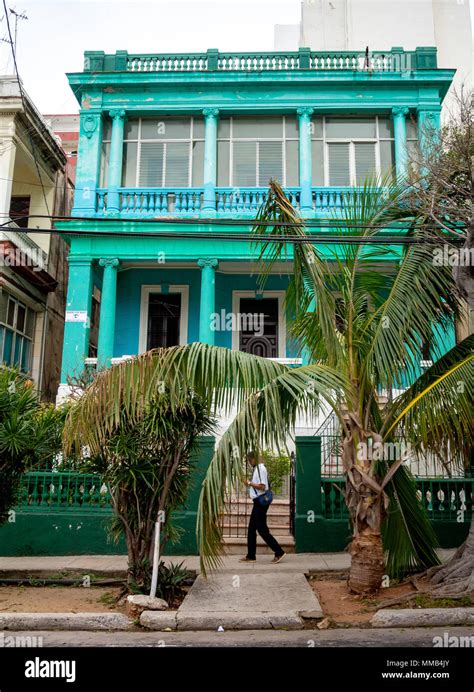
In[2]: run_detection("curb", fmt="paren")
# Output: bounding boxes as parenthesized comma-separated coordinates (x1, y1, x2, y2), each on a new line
(370, 607, 474, 628)
(140, 610, 303, 631)
(0, 612, 134, 631)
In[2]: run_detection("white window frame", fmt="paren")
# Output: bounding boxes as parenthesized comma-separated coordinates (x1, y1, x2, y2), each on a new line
(0, 295, 35, 373)
(102, 117, 204, 189)
(221, 116, 298, 188)
(139, 284, 189, 353)
(313, 116, 394, 187)
(231, 290, 286, 358)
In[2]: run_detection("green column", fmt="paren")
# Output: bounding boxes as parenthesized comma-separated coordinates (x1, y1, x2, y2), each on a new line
(106, 109, 126, 216)
(97, 258, 120, 366)
(202, 108, 219, 214)
(391, 107, 409, 181)
(297, 107, 314, 214)
(294, 436, 322, 552)
(417, 108, 441, 163)
(198, 258, 218, 344)
(72, 107, 103, 217)
(60, 258, 93, 384)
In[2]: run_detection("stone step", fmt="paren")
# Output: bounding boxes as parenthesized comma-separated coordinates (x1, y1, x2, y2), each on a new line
(223, 535, 295, 555)
(220, 513, 290, 528)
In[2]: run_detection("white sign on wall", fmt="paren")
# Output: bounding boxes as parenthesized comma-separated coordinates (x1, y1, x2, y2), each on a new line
(65, 310, 88, 323)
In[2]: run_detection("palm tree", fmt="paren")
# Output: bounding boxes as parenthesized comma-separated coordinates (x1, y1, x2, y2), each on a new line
(63, 180, 473, 594)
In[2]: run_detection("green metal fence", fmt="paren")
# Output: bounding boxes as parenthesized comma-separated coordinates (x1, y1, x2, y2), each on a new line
(17, 471, 113, 513)
(321, 477, 474, 522)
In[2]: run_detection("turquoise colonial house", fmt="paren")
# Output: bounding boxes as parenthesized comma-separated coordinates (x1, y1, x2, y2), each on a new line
(2, 45, 465, 558)
(56, 46, 455, 395)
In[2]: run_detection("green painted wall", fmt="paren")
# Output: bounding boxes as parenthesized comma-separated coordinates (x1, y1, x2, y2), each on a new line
(0, 436, 215, 557)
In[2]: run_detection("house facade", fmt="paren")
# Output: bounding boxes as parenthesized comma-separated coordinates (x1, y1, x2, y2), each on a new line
(0, 77, 72, 400)
(57, 46, 455, 405)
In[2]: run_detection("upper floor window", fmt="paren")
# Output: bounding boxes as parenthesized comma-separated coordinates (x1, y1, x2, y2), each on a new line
(217, 116, 298, 187)
(101, 116, 204, 188)
(0, 294, 35, 373)
(311, 116, 400, 186)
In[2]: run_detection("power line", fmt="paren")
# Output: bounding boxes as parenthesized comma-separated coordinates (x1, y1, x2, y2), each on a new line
(2, 0, 50, 217)
(0, 212, 465, 234)
(1, 223, 464, 246)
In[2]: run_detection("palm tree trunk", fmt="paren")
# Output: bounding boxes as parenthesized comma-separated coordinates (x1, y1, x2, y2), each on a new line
(425, 512, 474, 598)
(342, 419, 385, 594)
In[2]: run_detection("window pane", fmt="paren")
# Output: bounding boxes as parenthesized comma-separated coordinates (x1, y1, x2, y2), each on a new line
(192, 118, 205, 139)
(218, 119, 230, 139)
(6, 299, 15, 327)
(380, 140, 395, 177)
(311, 117, 323, 139)
(124, 119, 139, 140)
(312, 140, 324, 185)
(139, 143, 164, 186)
(354, 143, 377, 185)
(100, 142, 110, 187)
(16, 304, 26, 332)
(378, 118, 394, 138)
(191, 140, 204, 186)
(25, 308, 35, 338)
(217, 141, 230, 186)
(164, 142, 189, 187)
(142, 117, 190, 140)
(327, 143, 350, 186)
(3, 328, 13, 365)
(232, 117, 282, 139)
(406, 117, 418, 140)
(13, 334, 22, 367)
(285, 140, 299, 186)
(259, 141, 283, 186)
(233, 141, 257, 186)
(122, 142, 138, 187)
(21, 338, 30, 372)
(326, 117, 376, 138)
(285, 117, 299, 139)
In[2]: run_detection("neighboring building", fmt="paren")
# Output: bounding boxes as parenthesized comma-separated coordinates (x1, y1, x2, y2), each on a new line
(0, 77, 72, 400)
(56, 46, 455, 417)
(44, 114, 79, 185)
(275, 0, 472, 113)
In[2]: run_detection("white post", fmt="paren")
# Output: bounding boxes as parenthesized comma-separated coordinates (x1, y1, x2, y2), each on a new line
(149, 519, 161, 598)
(0, 115, 17, 220)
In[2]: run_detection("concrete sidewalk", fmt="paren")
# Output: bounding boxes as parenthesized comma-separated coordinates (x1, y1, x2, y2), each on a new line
(0, 552, 353, 577)
(0, 549, 454, 578)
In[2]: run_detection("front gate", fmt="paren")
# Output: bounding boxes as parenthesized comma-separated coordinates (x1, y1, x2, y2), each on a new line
(220, 456, 294, 539)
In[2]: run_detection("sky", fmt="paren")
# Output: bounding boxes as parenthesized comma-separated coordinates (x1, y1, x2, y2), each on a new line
(0, 0, 473, 114)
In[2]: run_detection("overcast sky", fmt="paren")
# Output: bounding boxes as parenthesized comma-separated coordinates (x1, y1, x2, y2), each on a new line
(0, 0, 472, 114)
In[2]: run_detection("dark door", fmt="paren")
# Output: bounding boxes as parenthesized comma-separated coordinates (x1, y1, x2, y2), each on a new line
(239, 297, 279, 358)
(147, 293, 181, 349)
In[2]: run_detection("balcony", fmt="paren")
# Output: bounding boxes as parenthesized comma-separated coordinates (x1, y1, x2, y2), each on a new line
(94, 186, 358, 218)
(84, 47, 437, 74)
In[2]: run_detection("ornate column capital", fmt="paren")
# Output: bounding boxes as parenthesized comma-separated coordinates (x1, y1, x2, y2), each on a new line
(202, 108, 220, 120)
(109, 109, 126, 121)
(391, 107, 409, 118)
(198, 258, 218, 269)
(99, 258, 120, 269)
(297, 107, 314, 119)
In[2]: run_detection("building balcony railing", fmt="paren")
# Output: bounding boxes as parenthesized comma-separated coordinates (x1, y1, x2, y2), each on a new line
(94, 186, 361, 218)
(84, 47, 438, 74)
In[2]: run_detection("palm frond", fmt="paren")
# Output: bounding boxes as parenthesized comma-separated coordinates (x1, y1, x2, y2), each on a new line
(197, 363, 349, 574)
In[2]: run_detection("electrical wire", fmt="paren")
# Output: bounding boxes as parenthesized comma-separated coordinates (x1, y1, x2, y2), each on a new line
(2, 0, 50, 217)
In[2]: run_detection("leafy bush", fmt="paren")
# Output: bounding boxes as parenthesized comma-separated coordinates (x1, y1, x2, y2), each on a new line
(260, 450, 291, 495)
(67, 389, 214, 590)
(0, 367, 67, 524)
